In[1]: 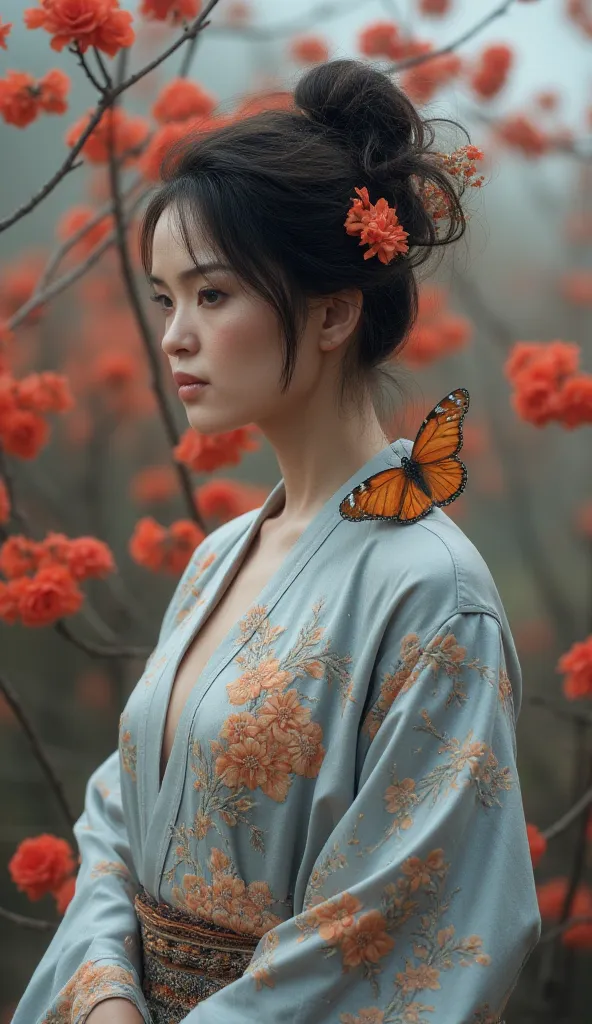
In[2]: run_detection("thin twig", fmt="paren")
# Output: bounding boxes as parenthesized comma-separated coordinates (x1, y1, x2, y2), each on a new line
(106, 102, 206, 530)
(543, 786, 592, 841)
(0, 904, 56, 931)
(539, 916, 592, 945)
(36, 174, 143, 293)
(93, 47, 113, 90)
(528, 694, 592, 730)
(207, 0, 363, 39)
(0, 671, 76, 828)
(7, 189, 149, 330)
(389, 0, 517, 72)
(72, 43, 105, 93)
(54, 620, 150, 660)
(0, 0, 222, 236)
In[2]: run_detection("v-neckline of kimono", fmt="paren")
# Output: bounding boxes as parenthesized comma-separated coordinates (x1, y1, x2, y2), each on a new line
(140, 439, 404, 895)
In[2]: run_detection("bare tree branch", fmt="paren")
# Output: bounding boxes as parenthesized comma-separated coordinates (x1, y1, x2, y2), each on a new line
(0, 671, 76, 828)
(389, 0, 517, 73)
(0, 904, 56, 931)
(543, 786, 592, 841)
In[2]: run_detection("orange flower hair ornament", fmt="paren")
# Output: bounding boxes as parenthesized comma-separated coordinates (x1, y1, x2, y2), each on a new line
(344, 186, 409, 265)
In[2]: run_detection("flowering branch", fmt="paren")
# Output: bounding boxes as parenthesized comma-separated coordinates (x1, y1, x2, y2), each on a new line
(0, 0, 222, 237)
(390, 0, 517, 72)
(71, 42, 105, 94)
(106, 102, 206, 532)
(540, 915, 592, 945)
(0, 670, 75, 828)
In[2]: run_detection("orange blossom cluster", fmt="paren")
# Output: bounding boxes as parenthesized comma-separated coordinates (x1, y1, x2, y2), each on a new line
(504, 341, 592, 428)
(400, 285, 472, 367)
(139, 0, 201, 22)
(0, 68, 69, 128)
(173, 426, 260, 473)
(0, 371, 73, 459)
(0, 531, 116, 626)
(129, 517, 205, 575)
(469, 44, 513, 101)
(538, 878, 592, 949)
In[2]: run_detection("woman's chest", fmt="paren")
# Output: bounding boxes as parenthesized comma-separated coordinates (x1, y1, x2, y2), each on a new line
(159, 538, 293, 777)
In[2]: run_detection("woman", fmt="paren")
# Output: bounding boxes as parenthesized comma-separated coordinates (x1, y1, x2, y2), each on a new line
(13, 58, 540, 1024)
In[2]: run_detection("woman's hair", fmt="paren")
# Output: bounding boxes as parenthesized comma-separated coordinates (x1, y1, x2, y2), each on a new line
(140, 58, 471, 412)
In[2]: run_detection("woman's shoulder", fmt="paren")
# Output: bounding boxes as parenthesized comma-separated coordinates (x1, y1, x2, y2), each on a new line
(359, 506, 506, 626)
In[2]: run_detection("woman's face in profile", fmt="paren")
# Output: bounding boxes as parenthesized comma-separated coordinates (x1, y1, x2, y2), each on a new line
(149, 205, 329, 437)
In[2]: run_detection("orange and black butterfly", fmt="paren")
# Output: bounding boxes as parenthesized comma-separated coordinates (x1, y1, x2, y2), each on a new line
(339, 388, 469, 525)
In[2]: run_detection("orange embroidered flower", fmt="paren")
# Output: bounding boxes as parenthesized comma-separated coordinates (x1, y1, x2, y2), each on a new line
(174, 425, 260, 473)
(25, 0, 135, 57)
(219, 711, 261, 744)
(195, 478, 270, 523)
(215, 735, 292, 801)
(396, 963, 441, 993)
(139, 0, 201, 21)
(344, 186, 409, 265)
(226, 658, 292, 706)
(289, 35, 330, 64)
(307, 892, 362, 944)
(526, 823, 547, 867)
(339, 909, 395, 968)
(129, 517, 205, 575)
(56, 205, 113, 256)
(557, 636, 592, 699)
(384, 777, 416, 826)
(401, 848, 446, 890)
(152, 77, 217, 124)
(0, 480, 10, 524)
(257, 689, 312, 741)
(9, 833, 75, 900)
(286, 719, 325, 778)
(0, 18, 12, 49)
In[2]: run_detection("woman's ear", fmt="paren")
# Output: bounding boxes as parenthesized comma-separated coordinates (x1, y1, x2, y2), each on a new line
(317, 288, 363, 351)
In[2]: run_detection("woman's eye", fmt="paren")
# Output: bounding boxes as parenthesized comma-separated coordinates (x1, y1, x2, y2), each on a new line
(199, 288, 223, 305)
(149, 293, 173, 312)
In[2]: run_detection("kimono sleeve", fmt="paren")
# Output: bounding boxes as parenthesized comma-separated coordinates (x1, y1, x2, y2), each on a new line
(11, 546, 208, 1024)
(187, 610, 541, 1024)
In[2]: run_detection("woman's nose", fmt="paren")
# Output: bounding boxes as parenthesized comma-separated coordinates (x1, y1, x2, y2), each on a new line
(160, 317, 199, 358)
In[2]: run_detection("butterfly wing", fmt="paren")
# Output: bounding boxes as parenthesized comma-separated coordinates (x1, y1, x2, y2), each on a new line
(420, 456, 467, 508)
(339, 465, 410, 521)
(412, 388, 470, 465)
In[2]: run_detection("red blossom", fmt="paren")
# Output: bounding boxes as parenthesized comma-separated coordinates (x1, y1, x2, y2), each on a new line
(24, 0, 135, 57)
(526, 824, 547, 867)
(17, 565, 84, 626)
(9, 834, 75, 901)
(496, 113, 549, 158)
(418, 0, 452, 14)
(54, 874, 76, 914)
(0, 480, 10, 524)
(401, 52, 463, 105)
(195, 478, 270, 523)
(139, 0, 201, 21)
(66, 107, 149, 165)
(130, 465, 179, 503)
(56, 205, 113, 256)
(557, 636, 592, 699)
(357, 21, 407, 60)
(289, 35, 330, 65)
(344, 186, 409, 265)
(469, 44, 513, 101)
(129, 517, 205, 574)
(174, 426, 260, 473)
(0, 18, 12, 49)
(152, 78, 217, 124)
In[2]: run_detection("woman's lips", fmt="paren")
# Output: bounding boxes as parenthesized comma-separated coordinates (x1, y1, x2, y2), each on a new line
(178, 382, 209, 401)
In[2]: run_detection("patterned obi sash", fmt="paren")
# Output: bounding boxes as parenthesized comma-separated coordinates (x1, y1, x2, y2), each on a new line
(134, 888, 259, 1024)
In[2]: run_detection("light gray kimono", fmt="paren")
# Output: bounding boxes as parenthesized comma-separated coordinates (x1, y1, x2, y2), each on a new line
(12, 439, 541, 1024)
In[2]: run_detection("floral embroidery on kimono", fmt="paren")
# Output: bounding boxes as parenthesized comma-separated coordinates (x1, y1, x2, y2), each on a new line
(11, 442, 540, 1024)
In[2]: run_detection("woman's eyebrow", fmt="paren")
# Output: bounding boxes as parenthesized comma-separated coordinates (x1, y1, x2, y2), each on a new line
(149, 262, 232, 286)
